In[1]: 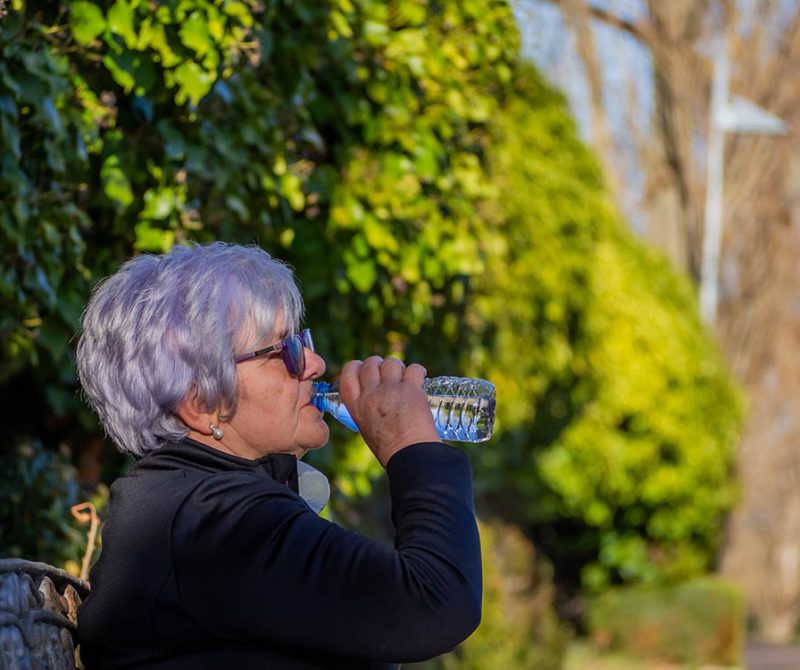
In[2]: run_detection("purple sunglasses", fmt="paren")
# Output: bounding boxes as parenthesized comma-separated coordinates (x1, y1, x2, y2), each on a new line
(235, 329, 314, 377)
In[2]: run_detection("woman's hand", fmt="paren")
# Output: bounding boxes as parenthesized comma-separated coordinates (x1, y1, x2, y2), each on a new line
(338, 356, 441, 466)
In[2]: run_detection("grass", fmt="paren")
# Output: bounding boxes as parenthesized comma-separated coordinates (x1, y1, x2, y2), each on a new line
(563, 641, 744, 670)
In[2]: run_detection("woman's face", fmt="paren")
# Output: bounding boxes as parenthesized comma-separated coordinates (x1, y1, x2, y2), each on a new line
(224, 316, 329, 459)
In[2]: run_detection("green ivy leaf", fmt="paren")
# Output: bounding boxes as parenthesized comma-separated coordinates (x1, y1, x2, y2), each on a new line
(345, 257, 377, 293)
(140, 187, 177, 220)
(171, 61, 216, 106)
(180, 11, 213, 58)
(280, 173, 306, 211)
(134, 222, 176, 252)
(100, 154, 134, 208)
(139, 20, 182, 67)
(102, 54, 136, 93)
(1, 117, 21, 160)
(107, 0, 137, 49)
(69, 1, 106, 46)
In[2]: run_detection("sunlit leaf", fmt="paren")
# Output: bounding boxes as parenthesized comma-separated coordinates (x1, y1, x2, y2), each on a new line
(345, 257, 377, 293)
(280, 173, 305, 211)
(100, 154, 134, 207)
(180, 11, 213, 57)
(140, 187, 179, 220)
(69, 1, 106, 46)
(107, 0, 137, 49)
(171, 61, 216, 106)
(134, 222, 176, 252)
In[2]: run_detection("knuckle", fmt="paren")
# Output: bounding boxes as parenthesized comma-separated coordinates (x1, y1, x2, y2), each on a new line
(362, 356, 383, 373)
(341, 360, 362, 375)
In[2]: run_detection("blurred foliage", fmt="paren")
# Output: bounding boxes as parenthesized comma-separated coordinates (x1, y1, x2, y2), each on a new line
(586, 577, 745, 666)
(0, 440, 83, 564)
(447, 518, 568, 669)
(465, 65, 745, 592)
(0, 0, 743, 600)
(407, 517, 567, 670)
(0, 0, 518, 493)
(562, 642, 704, 670)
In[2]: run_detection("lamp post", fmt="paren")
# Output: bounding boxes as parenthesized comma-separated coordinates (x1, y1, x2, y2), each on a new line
(700, 37, 788, 326)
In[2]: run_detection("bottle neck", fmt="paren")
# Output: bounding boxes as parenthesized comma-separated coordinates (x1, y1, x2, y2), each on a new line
(312, 381, 333, 395)
(310, 381, 335, 412)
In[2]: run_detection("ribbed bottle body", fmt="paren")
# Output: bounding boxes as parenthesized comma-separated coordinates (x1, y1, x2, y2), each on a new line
(424, 376, 495, 442)
(311, 376, 495, 443)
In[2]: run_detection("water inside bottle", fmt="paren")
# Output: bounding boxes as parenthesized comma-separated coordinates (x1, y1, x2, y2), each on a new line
(428, 392, 495, 442)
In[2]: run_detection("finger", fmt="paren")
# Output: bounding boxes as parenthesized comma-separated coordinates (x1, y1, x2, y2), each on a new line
(379, 357, 405, 382)
(403, 362, 427, 385)
(339, 360, 363, 404)
(358, 355, 383, 391)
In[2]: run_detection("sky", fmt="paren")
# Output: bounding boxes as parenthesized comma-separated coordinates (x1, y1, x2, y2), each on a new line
(511, 0, 654, 233)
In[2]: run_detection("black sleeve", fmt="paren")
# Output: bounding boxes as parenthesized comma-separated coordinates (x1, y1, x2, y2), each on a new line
(171, 442, 482, 663)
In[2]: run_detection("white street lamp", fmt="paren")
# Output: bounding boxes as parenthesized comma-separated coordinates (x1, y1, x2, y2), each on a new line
(700, 38, 788, 326)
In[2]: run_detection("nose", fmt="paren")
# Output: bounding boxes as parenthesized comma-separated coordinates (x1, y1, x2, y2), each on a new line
(302, 348, 326, 381)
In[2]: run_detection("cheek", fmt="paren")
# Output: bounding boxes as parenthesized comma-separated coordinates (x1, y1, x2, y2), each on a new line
(259, 377, 302, 422)
(242, 363, 282, 398)
(240, 358, 303, 401)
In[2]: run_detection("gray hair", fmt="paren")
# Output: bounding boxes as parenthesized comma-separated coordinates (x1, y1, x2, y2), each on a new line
(76, 242, 304, 456)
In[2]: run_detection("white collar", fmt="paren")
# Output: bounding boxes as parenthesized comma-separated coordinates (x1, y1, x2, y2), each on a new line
(297, 460, 330, 514)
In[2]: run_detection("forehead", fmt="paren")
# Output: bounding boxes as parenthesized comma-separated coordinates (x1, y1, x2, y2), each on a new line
(271, 312, 293, 338)
(256, 312, 294, 345)
(236, 311, 292, 352)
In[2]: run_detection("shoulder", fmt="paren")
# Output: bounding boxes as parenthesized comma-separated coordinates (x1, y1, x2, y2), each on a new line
(172, 470, 310, 538)
(183, 469, 299, 507)
(169, 470, 320, 578)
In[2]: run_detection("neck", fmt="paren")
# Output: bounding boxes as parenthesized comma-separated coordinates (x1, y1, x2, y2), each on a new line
(184, 429, 263, 460)
(185, 429, 305, 460)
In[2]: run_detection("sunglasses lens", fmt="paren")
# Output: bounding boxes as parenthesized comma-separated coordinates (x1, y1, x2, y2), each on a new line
(283, 334, 305, 377)
(300, 329, 314, 353)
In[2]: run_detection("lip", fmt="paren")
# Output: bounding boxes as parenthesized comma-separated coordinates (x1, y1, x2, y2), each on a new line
(303, 392, 316, 407)
(302, 396, 321, 411)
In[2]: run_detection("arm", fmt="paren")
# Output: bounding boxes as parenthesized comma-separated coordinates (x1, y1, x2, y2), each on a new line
(171, 442, 481, 662)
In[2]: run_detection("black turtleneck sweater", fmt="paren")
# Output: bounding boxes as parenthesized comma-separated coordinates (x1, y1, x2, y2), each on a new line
(77, 440, 482, 669)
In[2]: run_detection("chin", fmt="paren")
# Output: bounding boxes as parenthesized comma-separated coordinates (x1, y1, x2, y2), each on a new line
(312, 424, 331, 450)
(298, 423, 330, 454)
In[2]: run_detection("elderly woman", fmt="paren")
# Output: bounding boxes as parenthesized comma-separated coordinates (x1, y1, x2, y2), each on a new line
(75, 242, 481, 669)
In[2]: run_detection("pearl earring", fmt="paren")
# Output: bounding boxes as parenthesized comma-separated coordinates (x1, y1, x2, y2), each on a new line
(210, 424, 224, 440)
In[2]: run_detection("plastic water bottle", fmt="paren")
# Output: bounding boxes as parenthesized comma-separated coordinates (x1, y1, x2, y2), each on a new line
(311, 376, 496, 443)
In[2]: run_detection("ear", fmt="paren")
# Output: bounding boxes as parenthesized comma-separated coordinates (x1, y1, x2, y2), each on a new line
(174, 388, 219, 436)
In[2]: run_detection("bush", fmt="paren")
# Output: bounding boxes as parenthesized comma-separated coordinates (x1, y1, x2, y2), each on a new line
(586, 577, 745, 666)
(450, 518, 568, 670)
(464, 65, 745, 591)
(407, 518, 568, 670)
(0, 0, 519, 498)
